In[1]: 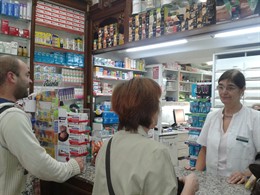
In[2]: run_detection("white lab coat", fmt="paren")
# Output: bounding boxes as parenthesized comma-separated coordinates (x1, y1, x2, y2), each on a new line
(197, 106, 260, 176)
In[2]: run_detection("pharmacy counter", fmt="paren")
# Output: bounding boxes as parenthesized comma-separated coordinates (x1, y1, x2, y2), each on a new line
(41, 164, 251, 195)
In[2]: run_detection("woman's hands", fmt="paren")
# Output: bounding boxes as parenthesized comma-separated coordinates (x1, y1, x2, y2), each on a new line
(179, 173, 199, 195)
(227, 171, 248, 184)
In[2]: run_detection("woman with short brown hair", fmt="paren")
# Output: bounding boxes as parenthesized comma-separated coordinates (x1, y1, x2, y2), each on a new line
(93, 77, 199, 195)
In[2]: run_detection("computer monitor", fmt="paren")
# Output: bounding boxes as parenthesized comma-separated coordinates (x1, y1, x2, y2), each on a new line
(172, 109, 186, 127)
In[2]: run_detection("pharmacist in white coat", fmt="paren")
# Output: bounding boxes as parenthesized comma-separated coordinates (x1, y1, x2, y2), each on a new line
(196, 69, 260, 184)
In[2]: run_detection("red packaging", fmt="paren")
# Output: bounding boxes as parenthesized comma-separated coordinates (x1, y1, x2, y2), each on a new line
(22, 29, 30, 38)
(9, 27, 19, 36)
(1, 20, 9, 34)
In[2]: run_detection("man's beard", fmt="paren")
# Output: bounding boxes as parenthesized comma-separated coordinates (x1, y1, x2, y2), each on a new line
(14, 85, 29, 100)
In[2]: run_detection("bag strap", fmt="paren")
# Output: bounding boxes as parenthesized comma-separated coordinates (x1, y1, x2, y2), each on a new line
(0, 105, 14, 114)
(106, 137, 115, 195)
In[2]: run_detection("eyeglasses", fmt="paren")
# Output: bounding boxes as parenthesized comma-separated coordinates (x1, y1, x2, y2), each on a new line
(217, 85, 238, 92)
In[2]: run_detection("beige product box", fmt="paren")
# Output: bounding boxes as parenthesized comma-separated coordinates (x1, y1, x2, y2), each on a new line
(59, 14, 66, 20)
(35, 17, 44, 22)
(59, 23, 66, 28)
(73, 14, 80, 20)
(72, 27, 80, 32)
(0, 41, 4, 53)
(36, 8, 44, 14)
(66, 12, 74, 18)
(3, 42, 11, 54)
(10, 41, 18, 55)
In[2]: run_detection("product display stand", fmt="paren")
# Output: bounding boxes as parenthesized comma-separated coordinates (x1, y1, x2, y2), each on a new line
(35, 88, 91, 162)
(185, 82, 211, 170)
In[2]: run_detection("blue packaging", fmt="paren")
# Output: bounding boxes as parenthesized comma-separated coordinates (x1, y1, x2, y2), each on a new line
(0, 0, 2, 14)
(7, 1, 14, 16)
(13, 1, 19, 17)
(1, 0, 7, 15)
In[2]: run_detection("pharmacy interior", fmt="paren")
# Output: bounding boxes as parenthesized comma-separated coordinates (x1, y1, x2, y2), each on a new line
(0, 0, 260, 194)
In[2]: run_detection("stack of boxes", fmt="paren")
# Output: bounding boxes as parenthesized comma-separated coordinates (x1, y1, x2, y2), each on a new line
(186, 83, 212, 169)
(129, 0, 216, 42)
(35, 88, 91, 163)
(35, 1, 85, 33)
(94, 23, 124, 50)
(35, 31, 83, 52)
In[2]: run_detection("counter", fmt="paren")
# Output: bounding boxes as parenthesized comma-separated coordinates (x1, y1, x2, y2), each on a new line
(41, 163, 251, 195)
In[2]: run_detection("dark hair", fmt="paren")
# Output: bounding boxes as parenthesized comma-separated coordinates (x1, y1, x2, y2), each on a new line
(218, 69, 246, 89)
(111, 77, 161, 132)
(0, 55, 20, 85)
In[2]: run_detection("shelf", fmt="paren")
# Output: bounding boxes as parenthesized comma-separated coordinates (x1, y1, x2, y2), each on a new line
(34, 80, 83, 86)
(164, 68, 179, 72)
(196, 82, 212, 85)
(93, 93, 112, 97)
(0, 14, 31, 22)
(94, 64, 146, 72)
(35, 44, 84, 54)
(186, 113, 208, 116)
(94, 76, 129, 81)
(166, 80, 177, 82)
(166, 89, 177, 92)
(0, 33, 30, 40)
(36, 22, 84, 36)
(185, 141, 200, 146)
(179, 81, 196, 84)
(0, 52, 29, 59)
(34, 62, 84, 70)
(186, 127, 202, 131)
(93, 17, 260, 56)
(179, 90, 191, 93)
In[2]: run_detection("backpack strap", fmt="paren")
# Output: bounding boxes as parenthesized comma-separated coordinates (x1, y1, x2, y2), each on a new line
(0, 105, 14, 114)
(106, 137, 115, 195)
(0, 105, 14, 150)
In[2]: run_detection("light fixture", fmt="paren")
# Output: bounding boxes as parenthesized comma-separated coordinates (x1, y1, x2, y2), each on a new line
(214, 26, 260, 38)
(125, 39, 188, 52)
(206, 61, 213, 66)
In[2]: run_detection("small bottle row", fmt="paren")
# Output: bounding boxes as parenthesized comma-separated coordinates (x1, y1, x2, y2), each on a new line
(1, 19, 30, 37)
(34, 51, 84, 67)
(0, 41, 27, 56)
(94, 57, 145, 71)
(35, 31, 84, 51)
(94, 66, 143, 80)
(190, 101, 211, 113)
(0, 0, 31, 19)
(34, 65, 84, 84)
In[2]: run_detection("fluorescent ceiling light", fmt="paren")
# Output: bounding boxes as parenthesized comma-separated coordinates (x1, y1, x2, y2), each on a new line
(126, 39, 188, 52)
(214, 26, 260, 38)
(206, 61, 213, 65)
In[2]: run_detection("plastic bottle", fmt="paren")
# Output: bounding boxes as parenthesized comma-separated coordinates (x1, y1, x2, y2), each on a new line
(26, 2, 31, 19)
(17, 46, 22, 56)
(22, 3, 26, 19)
(19, 3, 23, 18)
(7, 0, 14, 16)
(22, 46, 27, 57)
(13, 1, 19, 17)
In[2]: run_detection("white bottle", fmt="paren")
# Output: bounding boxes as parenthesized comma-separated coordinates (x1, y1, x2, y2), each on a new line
(22, 3, 27, 19)
(132, 0, 141, 15)
(0, 41, 4, 53)
(26, 2, 31, 20)
(19, 3, 23, 19)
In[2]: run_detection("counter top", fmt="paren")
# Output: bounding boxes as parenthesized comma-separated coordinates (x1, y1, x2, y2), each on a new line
(175, 167, 251, 195)
(78, 164, 251, 195)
